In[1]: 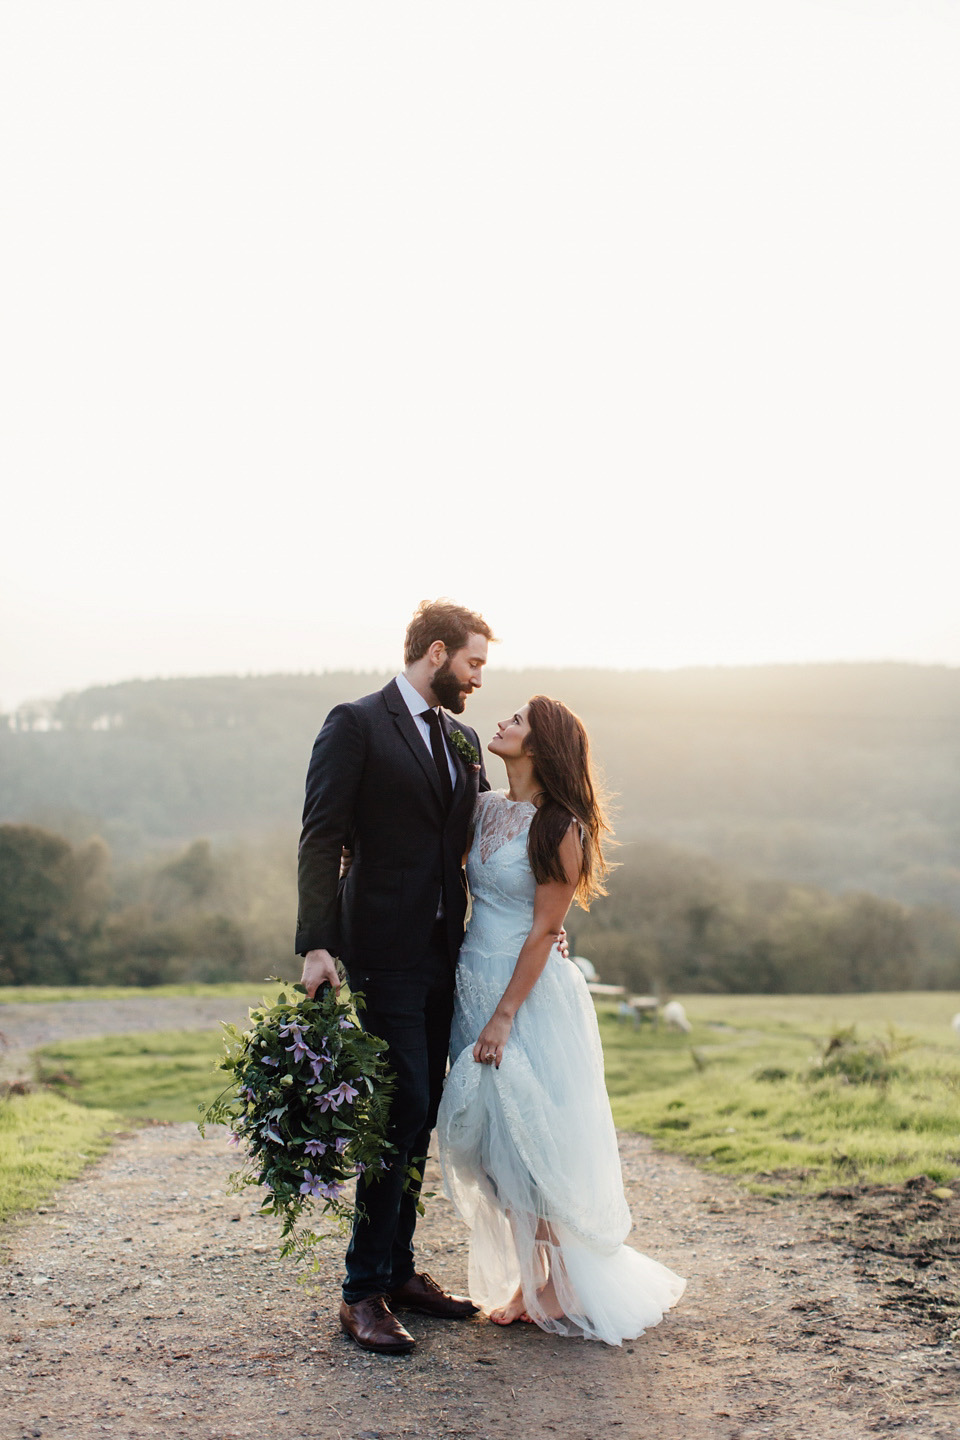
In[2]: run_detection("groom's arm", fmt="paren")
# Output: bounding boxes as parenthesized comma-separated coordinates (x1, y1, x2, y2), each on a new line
(295, 703, 365, 960)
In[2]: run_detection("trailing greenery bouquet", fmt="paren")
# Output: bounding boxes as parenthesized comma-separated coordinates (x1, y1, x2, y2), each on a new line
(199, 981, 395, 1265)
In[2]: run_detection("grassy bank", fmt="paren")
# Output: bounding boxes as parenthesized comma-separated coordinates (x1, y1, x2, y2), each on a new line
(0, 1090, 119, 1224)
(603, 991, 960, 1193)
(36, 1030, 231, 1124)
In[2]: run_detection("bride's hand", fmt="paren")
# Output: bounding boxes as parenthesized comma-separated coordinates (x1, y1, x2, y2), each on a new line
(473, 1011, 513, 1069)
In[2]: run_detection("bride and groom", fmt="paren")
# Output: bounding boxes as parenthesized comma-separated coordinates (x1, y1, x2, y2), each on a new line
(296, 600, 684, 1354)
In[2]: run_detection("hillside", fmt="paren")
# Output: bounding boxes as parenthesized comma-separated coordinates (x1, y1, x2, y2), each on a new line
(3, 663, 959, 913)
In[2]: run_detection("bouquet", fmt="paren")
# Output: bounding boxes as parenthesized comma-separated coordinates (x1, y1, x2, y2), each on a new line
(199, 981, 395, 1265)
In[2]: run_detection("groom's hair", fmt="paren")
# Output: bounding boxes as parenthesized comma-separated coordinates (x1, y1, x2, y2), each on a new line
(404, 598, 495, 665)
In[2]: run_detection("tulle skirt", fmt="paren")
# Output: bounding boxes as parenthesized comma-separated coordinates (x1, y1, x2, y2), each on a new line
(436, 943, 686, 1346)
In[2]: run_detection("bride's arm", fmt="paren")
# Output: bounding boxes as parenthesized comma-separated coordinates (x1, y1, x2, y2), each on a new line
(472, 824, 581, 1069)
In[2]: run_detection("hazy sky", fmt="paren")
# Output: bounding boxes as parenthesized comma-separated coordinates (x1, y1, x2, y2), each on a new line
(2, 1, 959, 710)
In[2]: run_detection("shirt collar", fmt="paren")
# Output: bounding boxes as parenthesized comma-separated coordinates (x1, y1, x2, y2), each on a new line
(395, 671, 437, 720)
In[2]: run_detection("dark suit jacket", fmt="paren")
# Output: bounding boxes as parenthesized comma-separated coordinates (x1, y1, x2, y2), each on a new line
(295, 679, 489, 970)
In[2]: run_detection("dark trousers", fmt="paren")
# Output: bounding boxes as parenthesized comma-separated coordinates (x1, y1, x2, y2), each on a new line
(343, 923, 454, 1305)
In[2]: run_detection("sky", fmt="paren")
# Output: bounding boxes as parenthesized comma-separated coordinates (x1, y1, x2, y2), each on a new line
(2, 1, 959, 710)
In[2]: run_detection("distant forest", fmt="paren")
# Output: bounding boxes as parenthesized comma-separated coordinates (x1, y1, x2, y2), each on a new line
(2, 664, 959, 993)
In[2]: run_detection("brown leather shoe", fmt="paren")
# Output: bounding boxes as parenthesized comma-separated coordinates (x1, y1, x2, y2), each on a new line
(339, 1295, 415, 1354)
(388, 1271, 478, 1319)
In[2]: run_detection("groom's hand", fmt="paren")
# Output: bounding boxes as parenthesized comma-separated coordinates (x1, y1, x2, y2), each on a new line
(301, 948, 341, 998)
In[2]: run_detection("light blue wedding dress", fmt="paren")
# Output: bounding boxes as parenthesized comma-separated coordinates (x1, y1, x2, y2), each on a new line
(436, 789, 686, 1346)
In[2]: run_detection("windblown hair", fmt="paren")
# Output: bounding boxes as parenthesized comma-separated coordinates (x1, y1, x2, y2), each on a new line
(524, 695, 613, 910)
(403, 598, 496, 666)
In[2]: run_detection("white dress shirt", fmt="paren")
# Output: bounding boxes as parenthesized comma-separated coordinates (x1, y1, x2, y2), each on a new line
(394, 672, 458, 790)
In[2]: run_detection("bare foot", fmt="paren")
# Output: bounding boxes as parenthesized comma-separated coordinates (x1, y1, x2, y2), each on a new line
(489, 1287, 530, 1326)
(534, 1276, 566, 1321)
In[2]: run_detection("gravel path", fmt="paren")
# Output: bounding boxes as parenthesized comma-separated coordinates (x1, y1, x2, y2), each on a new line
(1, 1000, 957, 1439)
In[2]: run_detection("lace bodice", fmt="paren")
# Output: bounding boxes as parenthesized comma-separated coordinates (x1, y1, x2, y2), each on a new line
(463, 790, 537, 960)
(476, 789, 536, 865)
(470, 790, 535, 892)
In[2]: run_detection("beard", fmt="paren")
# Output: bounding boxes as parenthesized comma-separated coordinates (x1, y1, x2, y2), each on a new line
(432, 659, 467, 713)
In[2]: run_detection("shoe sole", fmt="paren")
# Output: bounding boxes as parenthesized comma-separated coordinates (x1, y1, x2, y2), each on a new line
(339, 1318, 415, 1354)
(389, 1304, 477, 1319)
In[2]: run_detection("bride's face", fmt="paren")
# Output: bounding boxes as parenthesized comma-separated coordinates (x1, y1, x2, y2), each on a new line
(489, 704, 532, 759)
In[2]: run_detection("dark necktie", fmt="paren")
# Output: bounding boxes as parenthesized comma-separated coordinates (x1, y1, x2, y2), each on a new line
(424, 708, 454, 808)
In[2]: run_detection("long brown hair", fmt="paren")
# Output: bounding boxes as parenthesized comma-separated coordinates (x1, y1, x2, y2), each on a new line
(523, 695, 613, 909)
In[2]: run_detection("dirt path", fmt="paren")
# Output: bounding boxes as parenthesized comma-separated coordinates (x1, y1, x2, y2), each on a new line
(1, 1002, 958, 1440)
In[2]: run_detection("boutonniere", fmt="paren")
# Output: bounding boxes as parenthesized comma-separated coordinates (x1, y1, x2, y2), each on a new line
(448, 728, 481, 771)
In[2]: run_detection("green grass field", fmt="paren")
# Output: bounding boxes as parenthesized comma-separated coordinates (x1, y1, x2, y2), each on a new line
(0, 1090, 119, 1223)
(602, 991, 960, 1192)
(5, 988, 960, 1225)
(34, 1029, 234, 1124)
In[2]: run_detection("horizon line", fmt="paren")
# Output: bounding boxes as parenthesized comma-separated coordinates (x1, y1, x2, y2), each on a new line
(6, 655, 959, 712)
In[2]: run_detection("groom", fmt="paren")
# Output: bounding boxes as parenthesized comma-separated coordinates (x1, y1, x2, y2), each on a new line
(296, 599, 493, 1354)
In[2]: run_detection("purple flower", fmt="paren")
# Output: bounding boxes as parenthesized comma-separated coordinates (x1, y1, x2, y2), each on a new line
(324, 1080, 359, 1109)
(240, 1085, 256, 1102)
(319, 1180, 344, 1201)
(278, 1022, 302, 1039)
(334, 1136, 350, 1154)
(355, 1162, 366, 1175)
(314, 1091, 339, 1113)
(303, 1138, 327, 1157)
(285, 1037, 317, 1064)
(338, 1018, 354, 1030)
(299, 1170, 325, 1198)
(227, 1131, 241, 1148)
(308, 1057, 329, 1083)
(261, 1055, 279, 1068)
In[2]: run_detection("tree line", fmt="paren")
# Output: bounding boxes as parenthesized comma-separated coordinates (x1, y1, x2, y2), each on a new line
(2, 821, 957, 993)
(571, 841, 960, 995)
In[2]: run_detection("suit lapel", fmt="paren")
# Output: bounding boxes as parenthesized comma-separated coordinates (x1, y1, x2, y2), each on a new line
(382, 679, 445, 808)
(440, 710, 468, 811)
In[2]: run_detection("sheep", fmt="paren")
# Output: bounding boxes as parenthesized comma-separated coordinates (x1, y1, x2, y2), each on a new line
(661, 1000, 692, 1034)
(572, 955, 598, 983)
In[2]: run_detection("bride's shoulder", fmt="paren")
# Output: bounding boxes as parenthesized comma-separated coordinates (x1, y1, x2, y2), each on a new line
(476, 788, 505, 811)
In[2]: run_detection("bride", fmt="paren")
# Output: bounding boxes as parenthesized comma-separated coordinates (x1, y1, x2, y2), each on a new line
(436, 695, 686, 1346)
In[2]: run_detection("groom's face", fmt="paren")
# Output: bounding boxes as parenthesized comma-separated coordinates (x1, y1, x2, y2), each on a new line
(432, 634, 488, 713)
